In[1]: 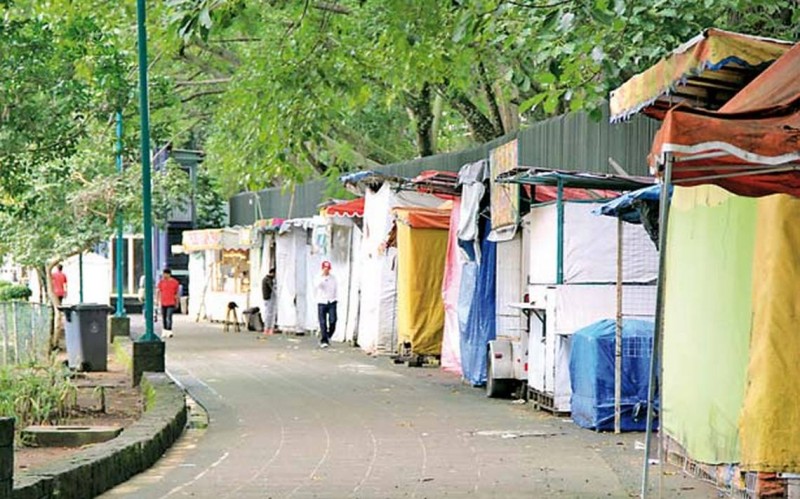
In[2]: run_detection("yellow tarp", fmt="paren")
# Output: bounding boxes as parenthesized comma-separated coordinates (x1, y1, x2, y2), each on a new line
(396, 224, 448, 356)
(609, 29, 790, 121)
(739, 194, 800, 471)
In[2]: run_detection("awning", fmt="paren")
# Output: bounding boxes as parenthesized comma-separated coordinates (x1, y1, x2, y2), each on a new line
(325, 197, 365, 218)
(340, 170, 407, 195)
(254, 218, 285, 232)
(182, 227, 253, 252)
(609, 29, 791, 123)
(393, 207, 451, 230)
(650, 43, 800, 197)
(406, 170, 460, 197)
(498, 168, 653, 192)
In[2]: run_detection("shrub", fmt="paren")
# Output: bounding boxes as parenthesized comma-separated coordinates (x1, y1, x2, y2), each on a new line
(0, 280, 12, 288)
(0, 284, 32, 301)
(0, 362, 77, 428)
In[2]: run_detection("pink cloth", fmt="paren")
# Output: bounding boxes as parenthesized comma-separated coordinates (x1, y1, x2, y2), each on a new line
(441, 198, 463, 374)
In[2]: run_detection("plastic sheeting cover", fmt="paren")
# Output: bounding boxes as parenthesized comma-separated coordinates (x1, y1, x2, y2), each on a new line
(570, 319, 656, 432)
(396, 224, 448, 355)
(739, 194, 800, 472)
(461, 227, 496, 386)
(528, 202, 658, 284)
(357, 184, 442, 354)
(441, 199, 463, 374)
(662, 185, 755, 464)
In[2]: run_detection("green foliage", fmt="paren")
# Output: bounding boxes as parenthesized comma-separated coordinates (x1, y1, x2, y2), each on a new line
(0, 362, 77, 428)
(194, 167, 227, 229)
(0, 284, 32, 301)
(0, 281, 12, 289)
(2, 0, 798, 210)
(163, 0, 798, 196)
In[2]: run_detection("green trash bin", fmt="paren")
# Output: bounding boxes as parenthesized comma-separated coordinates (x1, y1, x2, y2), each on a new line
(61, 304, 112, 372)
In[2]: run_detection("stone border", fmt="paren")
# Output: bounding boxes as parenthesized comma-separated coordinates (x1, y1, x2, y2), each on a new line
(13, 372, 187, 499)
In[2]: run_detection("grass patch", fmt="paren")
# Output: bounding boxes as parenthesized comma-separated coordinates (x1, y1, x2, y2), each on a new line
(0, 360, 77, 429)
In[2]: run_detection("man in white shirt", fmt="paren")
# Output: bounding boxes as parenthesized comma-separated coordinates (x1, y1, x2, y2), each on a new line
(315, 260, 337, 348)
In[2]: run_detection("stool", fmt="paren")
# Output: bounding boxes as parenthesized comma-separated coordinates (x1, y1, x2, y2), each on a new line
(224, 302, 241, 333)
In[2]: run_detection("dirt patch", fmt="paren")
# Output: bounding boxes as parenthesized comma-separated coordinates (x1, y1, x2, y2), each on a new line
(13, 353, 142, 473)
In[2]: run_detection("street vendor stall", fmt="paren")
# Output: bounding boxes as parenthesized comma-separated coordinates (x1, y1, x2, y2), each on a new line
(322, 198, 364, 344)
(341, 171, 444, 355)
(613, 39, 800, 496)
(393, 206, 451, 362)
(182, 226, 255, 323)
(498, 169, 658, 412)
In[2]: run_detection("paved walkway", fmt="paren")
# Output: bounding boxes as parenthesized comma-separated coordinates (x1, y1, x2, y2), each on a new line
(101, 315, 714, 498)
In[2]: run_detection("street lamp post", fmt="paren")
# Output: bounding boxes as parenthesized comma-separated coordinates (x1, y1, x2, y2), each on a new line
(132, 0, 165, 387)
(136, 0, 158, 343)
(115, 111, 126, 319)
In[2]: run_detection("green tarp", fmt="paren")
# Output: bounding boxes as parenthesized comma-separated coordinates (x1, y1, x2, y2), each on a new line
(662, 186, 756, 464)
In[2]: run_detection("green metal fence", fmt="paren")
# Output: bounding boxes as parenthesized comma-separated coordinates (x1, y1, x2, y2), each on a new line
(0, 302, 51, 366)
(228, 102, 659, 225)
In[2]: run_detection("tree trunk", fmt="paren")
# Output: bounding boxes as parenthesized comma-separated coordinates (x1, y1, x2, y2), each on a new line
(438, 84, 503, 143)
(479, 62, 506, 136)
(405, 83, 436, 157)
(39, 263, 61, 351)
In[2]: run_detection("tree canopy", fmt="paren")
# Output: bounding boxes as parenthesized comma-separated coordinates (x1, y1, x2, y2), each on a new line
(162, 0, 798, 195)
(1, 0, 798, 221)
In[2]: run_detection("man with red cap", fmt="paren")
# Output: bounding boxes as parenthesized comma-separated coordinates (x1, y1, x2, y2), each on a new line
(314, 260, 337, 348)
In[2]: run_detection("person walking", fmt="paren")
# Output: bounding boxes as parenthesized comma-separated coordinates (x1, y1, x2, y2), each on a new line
(315, 261, 337, 348)
(261, 269, 276, 336)
(156, 268, 180, 338)
(51, 264, 68, 306)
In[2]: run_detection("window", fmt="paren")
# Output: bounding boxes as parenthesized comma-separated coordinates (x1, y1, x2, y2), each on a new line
(212, 249, 250, 293)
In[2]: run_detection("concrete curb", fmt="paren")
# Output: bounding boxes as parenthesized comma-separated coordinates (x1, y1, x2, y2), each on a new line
(13, 373, 187, 499)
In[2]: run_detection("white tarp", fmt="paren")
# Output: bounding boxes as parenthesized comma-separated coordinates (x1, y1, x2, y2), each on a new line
(276, 226, 309, 332)
(527, 284, 657, 412)
(188, 252, 206, 320)
(328, 222, 361, 343)
(357, 183, 442, 355)
(495, 233, 525, 341)
(528, 202, 659, 285)
(248, 232, 276, 312)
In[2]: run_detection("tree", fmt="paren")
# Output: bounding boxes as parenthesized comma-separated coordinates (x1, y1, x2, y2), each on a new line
(162, 0, 798, 196)
(0, 2, 192, 347)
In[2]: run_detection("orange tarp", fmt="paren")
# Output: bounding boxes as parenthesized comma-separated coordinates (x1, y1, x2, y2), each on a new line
(649, 43, 800, 197)
(393, 207, 451, 230)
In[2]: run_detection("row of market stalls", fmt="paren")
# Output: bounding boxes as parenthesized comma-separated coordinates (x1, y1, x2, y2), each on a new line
(608, 28, 800, 496)
(178, 26, 800, 497)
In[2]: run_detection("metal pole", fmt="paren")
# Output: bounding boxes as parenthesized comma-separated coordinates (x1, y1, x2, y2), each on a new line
(79, 254, 84, 303)
(614, 217, 623, 434)
(115, 111, 126, 318)
(641, 155, 673, 498)
(136, 0, 159, 342)
(556, 177, 564, 284)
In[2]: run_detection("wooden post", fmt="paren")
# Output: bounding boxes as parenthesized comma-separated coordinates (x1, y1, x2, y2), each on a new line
(614, 217, 623, 434)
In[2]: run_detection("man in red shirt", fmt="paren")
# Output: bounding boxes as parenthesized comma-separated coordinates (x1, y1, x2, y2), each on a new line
(156, 268, 180, 338)
(51, 264, 68, 306)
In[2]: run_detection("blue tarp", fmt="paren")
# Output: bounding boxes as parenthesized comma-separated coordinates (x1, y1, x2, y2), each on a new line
(569, 319, 657, 432)
(460, 230, 496, 387)
(594, 184, 669, 223)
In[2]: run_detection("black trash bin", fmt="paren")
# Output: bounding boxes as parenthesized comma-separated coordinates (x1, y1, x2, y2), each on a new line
(61, 304, 112, 372)
(242, 307, 264, 332)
